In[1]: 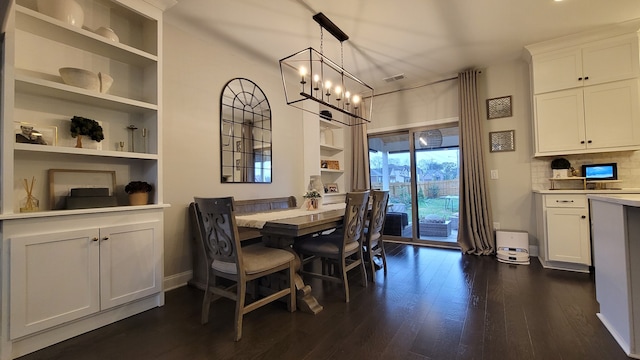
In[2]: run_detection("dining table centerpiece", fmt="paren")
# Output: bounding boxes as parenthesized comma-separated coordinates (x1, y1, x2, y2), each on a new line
(303, 189, 322, 210)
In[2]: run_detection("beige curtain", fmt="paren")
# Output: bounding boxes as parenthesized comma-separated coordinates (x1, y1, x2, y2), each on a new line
(457, 70, 495, 255)
(241, 120, 254, 182)
(351, 123, 371, 191)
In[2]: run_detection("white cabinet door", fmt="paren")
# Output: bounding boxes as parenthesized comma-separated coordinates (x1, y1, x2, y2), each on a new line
(546, 208, 591, 265)
(535, 79, 640, 155)
(10, 229, 100, 339)
(532, 49, 583, 94)
(534, 89, 585, 153)
(582, 37, 640, 86)
(99, 221, 162, 309)
(584, 79, 640, 149)
(532, 36, 639, 94)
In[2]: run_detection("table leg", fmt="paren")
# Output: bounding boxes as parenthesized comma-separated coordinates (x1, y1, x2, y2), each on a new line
(263, 234, 323, 314)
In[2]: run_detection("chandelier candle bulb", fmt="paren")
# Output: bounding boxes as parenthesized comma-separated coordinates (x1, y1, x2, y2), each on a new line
(299, 66, 307, 84)
(325, 80, 332, 97)
(335, 86, 342, 101)
(313, 74, 320, 91)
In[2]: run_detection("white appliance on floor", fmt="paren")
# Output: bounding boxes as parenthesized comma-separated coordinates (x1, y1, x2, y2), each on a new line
(496, 230, 530, 265)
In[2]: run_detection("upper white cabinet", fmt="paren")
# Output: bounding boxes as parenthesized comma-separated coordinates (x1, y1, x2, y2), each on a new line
(526, 22, 640, 157)
(532, 36, 639, 94)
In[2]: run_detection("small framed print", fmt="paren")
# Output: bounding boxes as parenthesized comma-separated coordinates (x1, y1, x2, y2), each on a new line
(326, 183, 339, 193)
(15, 122, 57, 146)
(236, 140, 242, 152)
(236, 159, 241, 170)
(486, 96, 512, 119)
(489, 130, 515, 152)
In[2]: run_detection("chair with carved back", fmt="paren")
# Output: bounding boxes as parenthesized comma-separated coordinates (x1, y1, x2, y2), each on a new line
(362, 190, 390, 282)
(293, 191, 370, 303)
(193, 197, 296, 341)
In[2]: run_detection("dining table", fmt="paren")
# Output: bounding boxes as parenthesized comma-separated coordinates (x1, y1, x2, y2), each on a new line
(235, 203, 346, 314)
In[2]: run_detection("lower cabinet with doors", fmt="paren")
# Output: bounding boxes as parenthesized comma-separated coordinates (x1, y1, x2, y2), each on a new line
(1, 208, 164, 359)
(535, 193, 591, 272)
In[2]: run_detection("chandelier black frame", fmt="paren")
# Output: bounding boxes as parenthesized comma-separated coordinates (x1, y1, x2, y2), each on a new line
(279, 12, 373, 126)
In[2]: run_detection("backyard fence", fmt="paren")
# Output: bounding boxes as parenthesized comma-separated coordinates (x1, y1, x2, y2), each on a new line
(372, 180, 459, 200)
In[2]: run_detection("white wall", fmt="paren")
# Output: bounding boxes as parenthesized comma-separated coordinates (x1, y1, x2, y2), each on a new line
(480, 61, 536, 241)
(162, 22, 304, 278)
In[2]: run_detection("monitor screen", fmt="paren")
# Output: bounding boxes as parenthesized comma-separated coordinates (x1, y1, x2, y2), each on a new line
(582, 163, 617, 180)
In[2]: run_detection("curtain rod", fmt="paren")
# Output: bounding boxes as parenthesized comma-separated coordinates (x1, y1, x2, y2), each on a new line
(372, 75, 458, 98)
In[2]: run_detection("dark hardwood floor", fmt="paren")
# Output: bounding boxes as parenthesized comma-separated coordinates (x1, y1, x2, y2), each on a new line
(18, 243, 628, 360)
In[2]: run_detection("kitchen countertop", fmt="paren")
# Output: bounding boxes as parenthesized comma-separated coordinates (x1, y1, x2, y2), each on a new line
(533, 188, 640, 194)
(587, 193, 640, 207)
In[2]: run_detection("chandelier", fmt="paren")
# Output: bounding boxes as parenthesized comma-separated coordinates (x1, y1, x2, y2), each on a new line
(279, 12, 373, 126)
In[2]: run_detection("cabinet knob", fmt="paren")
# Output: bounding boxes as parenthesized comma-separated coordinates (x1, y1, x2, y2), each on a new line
(578, 77, 583, 81)
(581, 215, 586, 219)
(584, 76, 589, 80)
(580, 140, 585, 144)
(102, 237, 109, 241)
(92, 237, 99, 242)
(587, 140, 592, 144)
(556, 200, 574, 203)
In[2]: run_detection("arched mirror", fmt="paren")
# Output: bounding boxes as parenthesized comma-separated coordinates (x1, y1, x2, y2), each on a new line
(220, 78, 272, 183)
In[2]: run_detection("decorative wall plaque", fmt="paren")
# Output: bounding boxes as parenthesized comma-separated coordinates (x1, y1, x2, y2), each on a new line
(489, 130, 515, 152)
(487, 95, 512, 119)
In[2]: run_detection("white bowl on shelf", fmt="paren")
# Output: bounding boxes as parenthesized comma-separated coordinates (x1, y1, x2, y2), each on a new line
(59, 67, 99, 91)
(37, 0, 84, 29)
(98, 72, 113, 93)
(94, 27, 120, 42)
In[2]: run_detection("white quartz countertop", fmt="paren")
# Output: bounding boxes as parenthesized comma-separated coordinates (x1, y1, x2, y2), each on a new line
(533, 188, 640, 194)
(587, 194, 640, 207)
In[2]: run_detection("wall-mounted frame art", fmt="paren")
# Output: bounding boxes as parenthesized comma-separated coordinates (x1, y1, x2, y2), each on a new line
(48, 169, 116, 210)
(236, 159, 241, 171)
(486, 95, 512, 119)
(14, 122, 57, 146)
(489, 130, 515, 152)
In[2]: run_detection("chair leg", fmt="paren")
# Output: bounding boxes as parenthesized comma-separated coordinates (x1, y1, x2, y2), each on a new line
(358, 249, 368, 288)
(368, 250, 377, 282)
(234, 281, 247, 341)
(380, 245, 388, 275)
(288, 261, 296, 312)
(340, 257, 350, 303)
(201, 286, 213, 325)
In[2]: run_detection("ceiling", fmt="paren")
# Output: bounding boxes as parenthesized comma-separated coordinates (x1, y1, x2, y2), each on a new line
(164, 0, 640, 93)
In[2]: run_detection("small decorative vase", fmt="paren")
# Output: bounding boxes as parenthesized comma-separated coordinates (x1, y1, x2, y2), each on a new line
(308, 198, 318, 210)
(37, 0, 84, 29)
(75, 135, 83, 148)
(20, 194, 39, 213)
(129, 192, 149, 206)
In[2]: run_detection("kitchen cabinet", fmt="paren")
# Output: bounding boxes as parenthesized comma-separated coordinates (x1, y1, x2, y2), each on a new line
(526, 24, 640, 157)
(535, 193, 591, 272)
(532, 35, 639, 94)
(9, 221, 161, 339)
(534, 79, 640, 155)
(0, 1, 168, 359)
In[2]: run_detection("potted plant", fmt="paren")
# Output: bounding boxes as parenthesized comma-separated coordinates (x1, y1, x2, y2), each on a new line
(125, 181, 152, 205)
(303, 189, 322, 210)
(550, 158, 571, 178)
(70, 116, 104, 148)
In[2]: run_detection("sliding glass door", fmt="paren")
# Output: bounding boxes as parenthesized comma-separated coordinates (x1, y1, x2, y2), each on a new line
(369, 124, 460, 248)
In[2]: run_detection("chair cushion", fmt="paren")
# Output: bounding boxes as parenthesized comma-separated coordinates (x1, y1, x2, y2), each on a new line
(294, 235, 360, 257)
(212, 243, 294, 275)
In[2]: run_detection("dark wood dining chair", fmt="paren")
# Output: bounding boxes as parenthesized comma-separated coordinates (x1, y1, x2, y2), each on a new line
(293, 191, 370, 303)
(362, 190, 390, 282)
(193, 197, 296, 341)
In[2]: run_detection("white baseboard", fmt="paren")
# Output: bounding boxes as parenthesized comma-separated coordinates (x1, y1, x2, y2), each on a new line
(163, 270, 192, 291)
